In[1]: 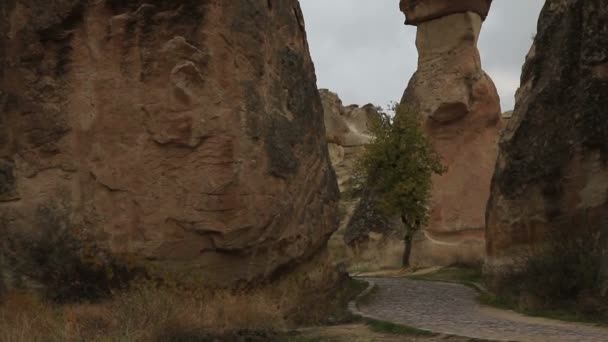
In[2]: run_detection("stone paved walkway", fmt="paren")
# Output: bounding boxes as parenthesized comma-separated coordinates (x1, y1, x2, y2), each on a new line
(357, 278, 608, 342)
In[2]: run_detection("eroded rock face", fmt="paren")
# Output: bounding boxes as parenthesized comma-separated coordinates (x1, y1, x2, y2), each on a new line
(320, 89, 374, 189)
(401, 1, 501, 266)
(319, 91, 371, 232)
(399, 0, 492, 26)
(0, 0, 339, 293)
(486, 0, 608, 270)
(318, 90, 401, 269)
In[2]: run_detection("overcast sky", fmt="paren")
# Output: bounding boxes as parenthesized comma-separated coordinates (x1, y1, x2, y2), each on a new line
(300, 0, 545, 111)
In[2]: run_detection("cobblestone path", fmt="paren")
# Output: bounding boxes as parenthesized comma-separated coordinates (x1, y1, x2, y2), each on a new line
(357, 278, 608, 342)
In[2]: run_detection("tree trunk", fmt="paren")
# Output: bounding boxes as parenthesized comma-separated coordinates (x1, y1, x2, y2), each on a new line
(600, 226, 608, 297)
(401, 214, 414, 268)
(402, 235, 413, 268)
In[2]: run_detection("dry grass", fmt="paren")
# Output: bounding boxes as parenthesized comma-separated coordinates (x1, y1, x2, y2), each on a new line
(0, 252, 343, 341)
(0, 283, 287, 342)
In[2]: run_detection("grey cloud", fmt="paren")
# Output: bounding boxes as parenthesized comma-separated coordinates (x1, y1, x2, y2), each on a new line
(300, 0, 545, 111)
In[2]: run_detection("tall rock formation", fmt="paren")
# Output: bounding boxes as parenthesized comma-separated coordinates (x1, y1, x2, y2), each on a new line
(0, 0, 339, 295)
(400, 0, 501, 266)
(486, 0, 608, 270)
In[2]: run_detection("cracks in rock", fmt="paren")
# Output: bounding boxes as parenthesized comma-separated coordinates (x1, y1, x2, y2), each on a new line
(148, 134, 206, 150)
(0, 197, 20, 204)
(292, 6, 306, 45)
(218, 33, 234, 50)
(165, 217, 241, 255)
(20, 163, 77, 179)
(89, 171, 128, 193)
(193, 207, 236, 214)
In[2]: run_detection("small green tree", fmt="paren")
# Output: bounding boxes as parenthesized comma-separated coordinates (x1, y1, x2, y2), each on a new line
(353, 104, 445, 268)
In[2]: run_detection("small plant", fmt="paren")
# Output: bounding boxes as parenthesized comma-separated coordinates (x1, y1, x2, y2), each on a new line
(352, 104, 445, 267)
(1, 204, 135, 303)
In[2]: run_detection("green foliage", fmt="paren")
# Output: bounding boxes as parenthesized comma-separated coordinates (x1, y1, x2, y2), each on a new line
(1, 205, 136, 303)
(355, 283, 378, 307)
(408, 266, 483, 289)
(322, 277, 369, 325)
(352, 104, 445, 235)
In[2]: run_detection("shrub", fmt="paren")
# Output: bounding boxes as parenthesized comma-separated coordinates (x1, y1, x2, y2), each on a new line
(1, 204, 136, 303)
(490, 225, 608, 320)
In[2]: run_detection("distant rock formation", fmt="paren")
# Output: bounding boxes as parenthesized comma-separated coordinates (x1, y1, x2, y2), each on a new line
(321, 89, 374, 190)
(486, 0, 608, 271)
(319, 90, 403, 269)
(400, 0, 501, 266)
(0, 0, 339, 294)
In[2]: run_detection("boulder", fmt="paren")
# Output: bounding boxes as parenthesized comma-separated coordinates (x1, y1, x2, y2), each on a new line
(486, 0, 608, 271)
(401, 5, 501, 266)
(399, 0, 493, 25)
(0, 0, 339, 294)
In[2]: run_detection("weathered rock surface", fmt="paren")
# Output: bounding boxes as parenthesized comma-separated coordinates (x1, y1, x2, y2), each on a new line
(318, 90, 395, 268)
(486, 0, 608, 270)
(343, 187, 405, 270)
(401, 1, 501, 266)
(320, 89, 374, 190)
(0, 0, 339, 293)
(399, 0, 493, 26)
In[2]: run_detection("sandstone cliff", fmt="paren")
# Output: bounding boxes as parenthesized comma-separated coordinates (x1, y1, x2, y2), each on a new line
(400, 0, 501, 266)
(486, 0, 608, 270)
(0, 0, 339, 296)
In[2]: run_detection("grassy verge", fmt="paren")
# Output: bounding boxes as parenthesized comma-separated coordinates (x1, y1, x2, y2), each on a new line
(407, 266, 484, 291)
(365, 318, 436, 337)
(322, 277, 369, 325)
(354, 283, 378, 307)
(478, 292, 608, 326)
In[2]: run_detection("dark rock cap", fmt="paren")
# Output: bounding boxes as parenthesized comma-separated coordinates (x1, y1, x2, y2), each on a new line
(400, 0, 493, 25)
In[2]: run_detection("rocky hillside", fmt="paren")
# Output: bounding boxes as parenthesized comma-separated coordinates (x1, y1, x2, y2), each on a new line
(399, 0, 501, 266)
(486, 0, 608, 271)
(0, 0, 339, 295)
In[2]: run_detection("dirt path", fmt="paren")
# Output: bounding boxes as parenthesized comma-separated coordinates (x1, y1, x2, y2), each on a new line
(357, 278, 608, 342)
